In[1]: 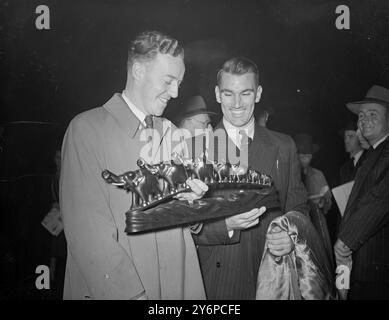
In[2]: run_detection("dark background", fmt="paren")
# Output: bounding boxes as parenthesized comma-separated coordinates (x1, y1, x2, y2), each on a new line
(0, 0, 389, 298)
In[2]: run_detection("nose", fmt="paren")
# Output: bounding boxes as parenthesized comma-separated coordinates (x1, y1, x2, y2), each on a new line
(168, 82, 179, 99)
(233, 95, 241, 109)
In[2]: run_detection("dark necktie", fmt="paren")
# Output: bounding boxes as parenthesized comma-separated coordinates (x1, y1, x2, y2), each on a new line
(347, 157, 355, 178)
(239, 130, 252, 148)
(350, 156, 355, 169)
(144, 115, 153, 129)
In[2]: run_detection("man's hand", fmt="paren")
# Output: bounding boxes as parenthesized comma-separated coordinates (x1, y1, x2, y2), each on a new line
(225, 207, 267, 231)
(266, 226, 294, 256)
(334, 238, 352, 259)
(175, 179, 208, 203)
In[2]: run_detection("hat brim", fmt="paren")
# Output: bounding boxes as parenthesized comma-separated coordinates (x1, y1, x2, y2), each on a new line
(181, 110, 217, 119)
(347, 98, 389, 114)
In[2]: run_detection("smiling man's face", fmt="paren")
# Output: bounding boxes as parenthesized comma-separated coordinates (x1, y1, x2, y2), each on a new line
(138, 53, 185, 116)
(358, 103, 389, 145)
(215, 72, 262, 127)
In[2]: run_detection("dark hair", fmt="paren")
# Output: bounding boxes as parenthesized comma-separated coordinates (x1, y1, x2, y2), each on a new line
(127, 30, 184, 69)
(216, 57, 259, 86)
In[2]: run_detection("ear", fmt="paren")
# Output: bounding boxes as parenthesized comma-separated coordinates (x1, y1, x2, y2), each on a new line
(255, 85, 263, 103)
(131, 61, 145, 81)
(215, 85, 221, 104)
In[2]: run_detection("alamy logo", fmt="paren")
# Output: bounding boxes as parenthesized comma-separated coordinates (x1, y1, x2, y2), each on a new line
(35, 265, 50, 289)
(335, 5, 350, 30)
(35, 5, 50, 30)
(335, 265, 350, 289)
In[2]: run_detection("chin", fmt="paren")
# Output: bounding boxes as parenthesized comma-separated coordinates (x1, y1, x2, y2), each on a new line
(231, 119, 249, 127)
(153, 108, 165, 117)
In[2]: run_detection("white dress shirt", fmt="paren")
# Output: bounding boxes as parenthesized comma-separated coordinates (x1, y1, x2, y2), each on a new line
(352, 150, 364, 167)
(122, 91, 148, 127)
(223, 117, 255, 149)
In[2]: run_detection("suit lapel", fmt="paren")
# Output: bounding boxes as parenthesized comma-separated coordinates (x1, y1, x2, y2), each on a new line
(250, 123, 279, 175)
(343, 138, 389, 221)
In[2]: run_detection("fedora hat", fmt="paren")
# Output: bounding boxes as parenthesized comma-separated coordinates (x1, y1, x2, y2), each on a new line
(294, 133, 320, 154)
(179, 95, 217, 121)
(347, 85, 389, 114)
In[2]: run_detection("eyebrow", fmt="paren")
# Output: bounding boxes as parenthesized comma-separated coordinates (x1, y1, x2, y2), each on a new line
(361, 109, 379, 113)
(165, 74, 183, 82)
(220, 89, 254, 93)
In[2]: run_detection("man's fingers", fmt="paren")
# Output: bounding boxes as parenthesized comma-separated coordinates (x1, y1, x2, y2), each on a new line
(243, 207, 266, 219)
(244, 218, 259, 229)
(267, 237, 291, 246)
(226, 207, 266, 231)
(268, 242, 290, 251)
(258, 206, 267, 216)
(186, 179, 202, 195)
(193, 179, 209, 192)
(186, 179, 208, 195)
(266, 230, 289, 240)
(269, 248, 289, 256)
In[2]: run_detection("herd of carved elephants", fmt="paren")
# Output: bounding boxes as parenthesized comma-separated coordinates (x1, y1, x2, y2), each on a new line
(102, 153, 272, 208)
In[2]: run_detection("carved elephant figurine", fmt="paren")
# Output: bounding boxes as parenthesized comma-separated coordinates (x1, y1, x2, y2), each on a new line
(248, 169, 261, 183)
(214, 161, 232, 182)
(134, 159, 163, 205)
(193, 157, 215, 183)
(101, 169, 137, 193)
(230, 164, 248, 182)
(149, 160, 188, 193)
(260, 174, 272, 186)
(182, 158, 199, 180)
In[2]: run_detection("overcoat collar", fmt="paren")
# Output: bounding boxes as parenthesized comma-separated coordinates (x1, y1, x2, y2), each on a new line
(103, 93, 142, 139)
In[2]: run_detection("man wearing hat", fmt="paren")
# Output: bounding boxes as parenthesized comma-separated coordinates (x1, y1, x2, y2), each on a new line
(335, 85, 389, 299)
(177, 95, 217, 137)
(339, 120, 367, 185)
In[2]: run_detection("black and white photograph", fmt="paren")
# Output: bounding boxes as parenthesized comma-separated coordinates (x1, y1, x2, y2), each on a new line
(1, 0, 389, 305)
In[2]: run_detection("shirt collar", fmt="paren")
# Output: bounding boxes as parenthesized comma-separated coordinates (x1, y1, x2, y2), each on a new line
(373, 133, 389, 149)
(223, 117, 255, 147)
(121, 91, 148, 127)
(352, 150, 363, 166)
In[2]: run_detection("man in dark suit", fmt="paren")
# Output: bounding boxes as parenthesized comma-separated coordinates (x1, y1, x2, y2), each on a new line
(335, 85, 389, 299)
(192, 57, 309, 300)
(339, 120, 367, 185)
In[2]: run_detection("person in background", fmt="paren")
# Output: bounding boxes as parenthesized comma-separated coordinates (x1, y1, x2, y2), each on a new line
(335, 85, 389, 299)
(49, 149, 67, 299)
(176, 95, 216, 136)
(176, 95, 217, 158)
(294, 133, 333, 267)
(295, 134, 332, 214)
(339, 120, 367, 185)
(257, 105, 274, 128)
